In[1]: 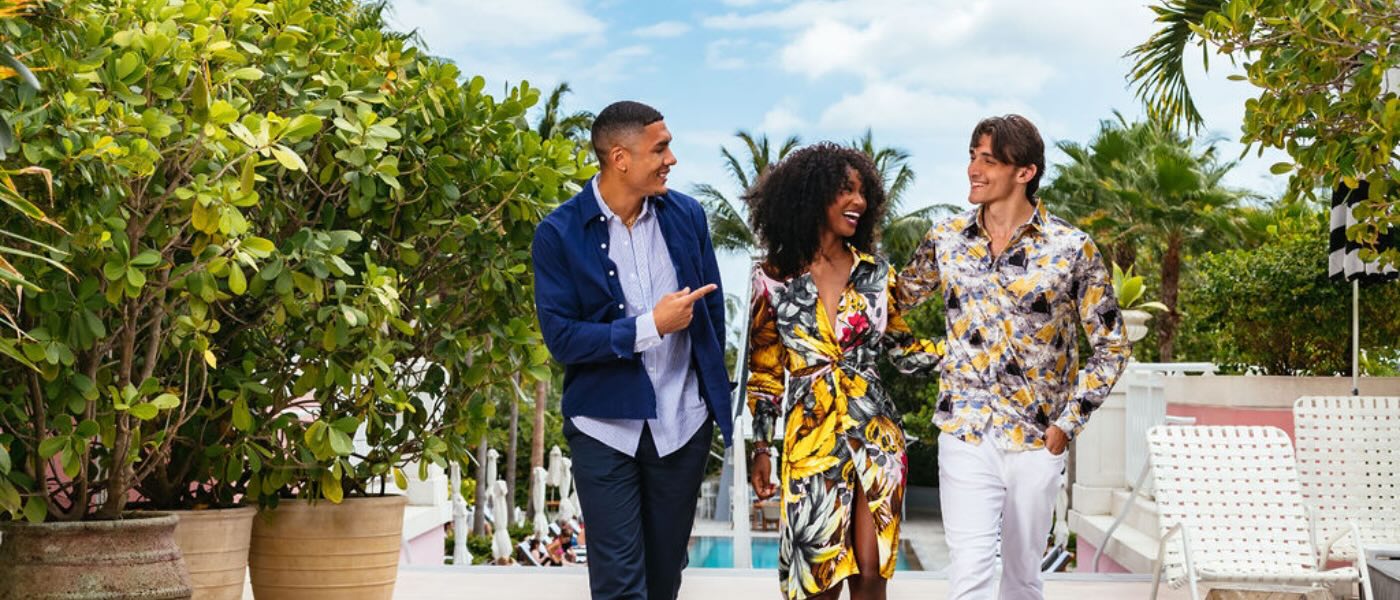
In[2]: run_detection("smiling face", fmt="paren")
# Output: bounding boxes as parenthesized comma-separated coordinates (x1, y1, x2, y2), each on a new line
(967, 132, 1038, 207)
(824, 165, 867, 240)
(612, 120, 676, 197)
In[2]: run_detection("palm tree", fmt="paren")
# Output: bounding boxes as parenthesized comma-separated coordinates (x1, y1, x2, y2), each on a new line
(535, 82, 594, 141)
(1125, 0, 1224, 133)
(1041, 114, 1250, 361)
(849, 129, 958, 268)
(691, 130, 800, 254)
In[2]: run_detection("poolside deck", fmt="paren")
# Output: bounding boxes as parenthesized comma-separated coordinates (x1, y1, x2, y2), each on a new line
(246, 566, 1195, 599)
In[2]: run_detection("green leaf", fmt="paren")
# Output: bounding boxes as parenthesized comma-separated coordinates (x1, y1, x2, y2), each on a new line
(0, 479, 20, 515)
(128, 403, 159, 420)
(208, 100, 239, 125)
(240, 155, 257, 196)
(304, 420, 327, 448)
(81, 310, 106, 339)
(320, 470, 343, 503)
(283, 114, 323, 141)
(331, 416, 360, 433)
(126, 266, 147, 289)
(0, 445, 10, 474)
(115, 52, 141, 79)
(242, 236, 275, 257)
(191, 68, 210, 122)
(229, 67, 264, 81)
(270, 145, 307, 171)
(328, 427, 353, 456)
(228, 263, 247, 295)
(130, 249, 162, 268)
(232, 396, 252, 431)
(1270, 162, 1294, 174)
(38, 436, 66, 459)
(151, 393, 180, 410)
(23, 496, 46, 523)
(75, 419, 100, 438)
(393, 467, 408, 490)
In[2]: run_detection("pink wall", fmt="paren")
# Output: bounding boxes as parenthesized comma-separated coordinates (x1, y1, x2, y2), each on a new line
(1074, 539, 1131, 574)
(402, 527, 445, 565)
(1167, 405, 1296, 441)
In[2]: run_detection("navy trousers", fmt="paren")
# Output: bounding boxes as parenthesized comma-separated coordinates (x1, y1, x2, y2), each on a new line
(565, 419, 713, 600)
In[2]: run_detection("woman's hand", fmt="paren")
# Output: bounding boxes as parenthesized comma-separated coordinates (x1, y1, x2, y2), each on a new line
(749, 446, 778, 500)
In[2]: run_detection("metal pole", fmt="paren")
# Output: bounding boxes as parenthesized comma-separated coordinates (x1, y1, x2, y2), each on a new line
(729, 258, 758, 569)
(1352, 279, 1360, 396)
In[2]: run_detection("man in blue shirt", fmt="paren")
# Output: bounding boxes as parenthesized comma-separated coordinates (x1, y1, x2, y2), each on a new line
(532, 101, 732, 600)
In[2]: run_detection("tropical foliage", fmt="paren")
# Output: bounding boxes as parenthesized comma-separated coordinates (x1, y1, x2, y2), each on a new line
(1179, 207, 1400, 374)
(1040, 115, 1249, 361)
(1129, 0, 1400, 268)
(0, 0, 589, 522)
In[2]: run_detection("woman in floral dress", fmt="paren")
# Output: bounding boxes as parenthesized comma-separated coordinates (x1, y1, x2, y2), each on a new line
(745, 143, 943, 600)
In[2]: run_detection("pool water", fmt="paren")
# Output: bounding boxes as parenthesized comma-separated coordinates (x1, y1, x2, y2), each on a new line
(688, 536, 917, 570)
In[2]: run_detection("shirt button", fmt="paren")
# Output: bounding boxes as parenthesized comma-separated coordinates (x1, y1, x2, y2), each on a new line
(608, 270, 616, 276)
(599, 216, 605, 222)
(601, 243, 607, 249)
(618, 304, 625, 310)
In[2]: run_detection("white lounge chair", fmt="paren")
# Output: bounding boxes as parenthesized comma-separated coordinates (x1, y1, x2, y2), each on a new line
(1146, 425, 1372, 600)
(1293, 396, 1400, 562)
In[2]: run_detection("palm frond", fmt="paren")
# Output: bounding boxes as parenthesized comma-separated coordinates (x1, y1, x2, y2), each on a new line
(692, 183, 756, 253)
(1125, 0, 1223, 133)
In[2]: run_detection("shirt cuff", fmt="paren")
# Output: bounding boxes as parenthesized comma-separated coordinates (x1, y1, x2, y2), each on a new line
(634, 312, 662, 353)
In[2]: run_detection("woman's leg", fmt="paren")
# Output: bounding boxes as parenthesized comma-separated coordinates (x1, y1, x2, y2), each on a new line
(845, 481, 886, 600)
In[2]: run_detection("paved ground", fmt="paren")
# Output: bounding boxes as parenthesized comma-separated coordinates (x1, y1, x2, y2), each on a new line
(241, 567, 1194, 599)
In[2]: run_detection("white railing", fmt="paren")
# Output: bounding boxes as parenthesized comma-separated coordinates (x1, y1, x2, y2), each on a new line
(1121, 362, 1215, 492)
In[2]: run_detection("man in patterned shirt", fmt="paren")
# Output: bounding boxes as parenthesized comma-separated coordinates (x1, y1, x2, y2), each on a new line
(897, 115, 1131, 600)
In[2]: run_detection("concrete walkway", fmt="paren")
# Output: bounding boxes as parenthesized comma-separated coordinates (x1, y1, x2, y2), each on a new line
(242, 566, 1194, 599)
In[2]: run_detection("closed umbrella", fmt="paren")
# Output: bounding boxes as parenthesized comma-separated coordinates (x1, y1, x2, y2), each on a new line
(491, 480, 513, 563)
(1327, 181, 1398, 394)
(531, 466, 549, 541)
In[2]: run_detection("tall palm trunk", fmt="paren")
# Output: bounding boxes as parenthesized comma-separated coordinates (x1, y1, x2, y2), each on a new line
(1158, 232, 1184, 361)
(1112, 242, 1137, 272)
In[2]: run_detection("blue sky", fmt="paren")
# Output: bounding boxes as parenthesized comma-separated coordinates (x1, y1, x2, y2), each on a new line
(387, 0, 1287, 299)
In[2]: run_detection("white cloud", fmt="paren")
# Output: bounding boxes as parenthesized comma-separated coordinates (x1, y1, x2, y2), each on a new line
(634, 20, 691, 38)
(758, 102, 807, 135)
(706, 39, 752, 70)
(578, 45, 655, 83)
(388, 0, 604, 50)
(818, 82, 1039, 136)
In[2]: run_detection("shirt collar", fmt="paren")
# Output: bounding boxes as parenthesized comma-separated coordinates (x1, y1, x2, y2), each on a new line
(591, 176, 652, 224)
(850, 244, 877, 266)
(967, 197, 1046, 239)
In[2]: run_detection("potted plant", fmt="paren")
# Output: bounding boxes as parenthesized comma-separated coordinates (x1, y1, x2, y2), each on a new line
(1112, 263, 1169, 342)
(167, 4, 590, 599)
(1, 2, 589, 598)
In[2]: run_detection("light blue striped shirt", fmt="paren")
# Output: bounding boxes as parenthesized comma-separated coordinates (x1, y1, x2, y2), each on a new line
(570, 177, 709, 458)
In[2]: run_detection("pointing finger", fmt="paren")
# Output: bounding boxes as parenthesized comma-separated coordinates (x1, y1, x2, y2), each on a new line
(682, 283, 718, 303)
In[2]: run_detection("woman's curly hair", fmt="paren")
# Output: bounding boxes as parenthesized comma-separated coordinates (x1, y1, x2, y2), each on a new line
(745, 142, 887, 279)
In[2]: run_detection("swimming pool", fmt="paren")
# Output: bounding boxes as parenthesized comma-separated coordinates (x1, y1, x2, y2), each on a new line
(688, 536, 920, 570)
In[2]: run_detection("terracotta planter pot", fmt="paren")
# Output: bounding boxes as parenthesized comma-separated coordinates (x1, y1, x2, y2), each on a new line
(170, 506, 256, 600)
(0, 511, 192, 600)
(248, 495, 407, 600)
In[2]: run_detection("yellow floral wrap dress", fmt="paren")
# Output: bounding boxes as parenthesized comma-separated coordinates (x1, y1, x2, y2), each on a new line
(747, 248, 943, 600)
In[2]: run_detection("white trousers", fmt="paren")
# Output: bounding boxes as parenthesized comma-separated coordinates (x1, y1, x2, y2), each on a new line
(939, 430, 1066, 600)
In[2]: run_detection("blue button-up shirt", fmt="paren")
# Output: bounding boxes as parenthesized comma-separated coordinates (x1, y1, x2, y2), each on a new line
(570, 177, 709, 458)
